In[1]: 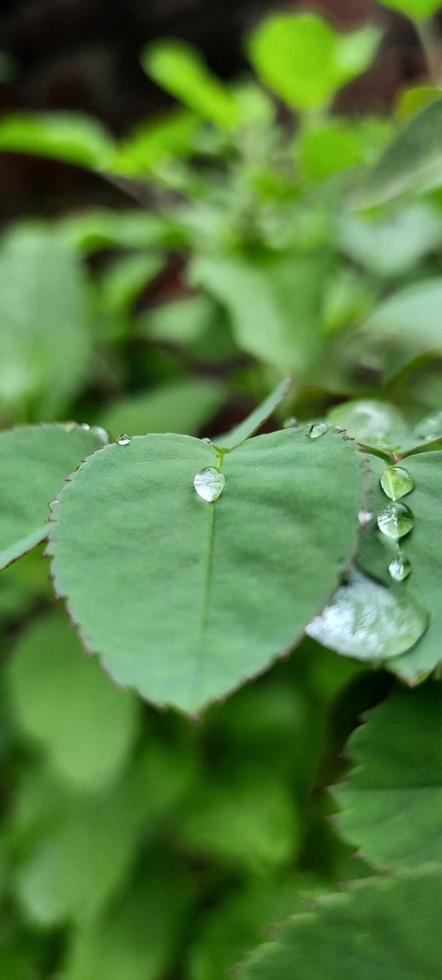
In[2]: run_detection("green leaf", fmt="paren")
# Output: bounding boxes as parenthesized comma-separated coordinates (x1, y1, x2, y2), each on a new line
(99, 378, 226, 438)
(189, 876, 318, 980)
(58, 209, 185, 254)
(180, 770, 300, 874)
(139, 295, 216, 345)
(142, 41, 238, 129)
(98, 253, 164, 317)
(13, 745, 195, 926)
(0, 227, 93, 417)
(350, 98, 442, 207)
(63, 858, 194, 980)
(248, 13, 380, 111)
(8, 612, 139, 790)
(112, 110, 199, 175)
(0, 423, 104, 570)
(0, 112, 115, 170)
(327, 399, 407, 449)
(216, 376, 292, 450)
(306, 567, 428, 661)
(239, 869, 442, 979)
(191, 253, 327, 373)
(297, 117, 391, 182)
(396, 84, 442, 122)
(361, 279, 442, 372)
(335, 684, 442, 869)
(337, 204, 440, 278)
(48, 427, 364, 713)
(377, 0, 442, 20)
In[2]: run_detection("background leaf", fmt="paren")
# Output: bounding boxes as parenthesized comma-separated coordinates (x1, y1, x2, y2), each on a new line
(142, 41, 238, 129)
(100, 378, 226, 438)
(0, 423, 103, 570)
(334, 684, 442, 869)
(48, 427, 364, 713)
(8, 612, 139, 790)
(0, 112, 115, 169)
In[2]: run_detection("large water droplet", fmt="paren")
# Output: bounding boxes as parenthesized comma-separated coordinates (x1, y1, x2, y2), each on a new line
(308, 421, 328, 440)
(117, 433, 131, 446)
(194, 466, 225, 502)
(380, 466, 414, 501)
(377, 502, 414, 540)
(283, 416, 298, 429)
(389, 553, 411, 582)
(306, 568, 427, 660)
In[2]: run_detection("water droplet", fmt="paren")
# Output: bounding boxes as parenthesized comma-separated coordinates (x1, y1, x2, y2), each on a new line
(377, 502, 414, 540)
(50, 498, 60, 507)
(80, 423, 91, 431)
(308, 421, 329, 440)
(283, 416, 298, 429)
(380, 466, 414, 501)
(389, 553, 411, 582)
(117, 433, 132, 446)
(202, 437, 213, 445)
(193, 466, 225, 502)
(306, 568, 427, 660)
(358, 509, 373, 527)
(90, 426, 109, 445)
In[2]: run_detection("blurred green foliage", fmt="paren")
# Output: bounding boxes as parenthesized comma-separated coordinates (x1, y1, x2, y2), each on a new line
(0, 3, 442, 977)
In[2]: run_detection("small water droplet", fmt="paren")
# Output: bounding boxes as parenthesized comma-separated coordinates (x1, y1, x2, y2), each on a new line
(389, 553, 411, 582)
(51, 498, 60, 507)
(283, 416, 298, 429)
(117, 433, 132, 446)
(380, 466, 414, 501)
(80, 423, 91, 431)
(358, 509, 373, 527)
(90, 426, 109, 445)
(202, 437, 213, 445)
(308, 421, 329, 440)
(377, 502, 414, 540)
(193, 466, 225, 502)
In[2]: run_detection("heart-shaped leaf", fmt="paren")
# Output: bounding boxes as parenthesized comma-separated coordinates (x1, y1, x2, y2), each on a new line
(0, 423, 105, 570)
(48, 427, 365, 714)
(334, 684, 442, 869)
(239, 869, 442, 979)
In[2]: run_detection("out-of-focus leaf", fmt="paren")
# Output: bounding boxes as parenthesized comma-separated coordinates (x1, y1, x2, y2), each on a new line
(112, 109, 199, 175)
(191, 252, 328, 372)
(327, 399, 407, 448)
(0, 112, 115, 169)
(48, 427, 364, 713)
(338, 204, 440, 277)
(8, 612, 139, 790)
(248, 13, 380, 111)
(63, 858, 194, 980)
(0, 227, 93, 418)
(396, 84, 442, 121)
(142, 41, 239, 129)
(13, 744, 195, 926)
(350, 98, 442, 207)
(98, 253, 164, 317)
(0, 423, 104, 570)
(189, 876, 320, 980)
(180, 770, 300, 873)
(298, 117, 391, 182)
(216, 376, 291, 449)
(377, 0, 442, 20)
(239, 870, 442, 979)
(59, 209, 186, 254)
(100, 378, 226, 438)
(361, 279, 442, 369)
(0, 548, 51, 620)
(0, 50, 16, 83)
(335, 684, 442, 869)
(139, 295, 216, 345)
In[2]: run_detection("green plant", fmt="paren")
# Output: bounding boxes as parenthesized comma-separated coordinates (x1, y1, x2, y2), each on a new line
(1, 1, 442, 976)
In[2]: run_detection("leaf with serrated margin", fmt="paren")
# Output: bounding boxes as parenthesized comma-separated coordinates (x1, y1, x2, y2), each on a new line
(48, 426, 365, 714)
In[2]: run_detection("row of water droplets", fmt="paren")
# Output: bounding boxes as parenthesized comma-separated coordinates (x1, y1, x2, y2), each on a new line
(377, 464, 414, 581)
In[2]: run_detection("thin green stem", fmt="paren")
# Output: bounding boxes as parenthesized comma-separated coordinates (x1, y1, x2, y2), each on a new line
(415, 18, 441, 84)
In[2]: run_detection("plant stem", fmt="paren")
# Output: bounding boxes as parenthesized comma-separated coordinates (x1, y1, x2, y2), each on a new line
(415, 18, 441, 84)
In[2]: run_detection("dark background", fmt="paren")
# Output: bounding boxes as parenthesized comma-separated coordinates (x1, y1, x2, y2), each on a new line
(0, 0, 432, 221)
